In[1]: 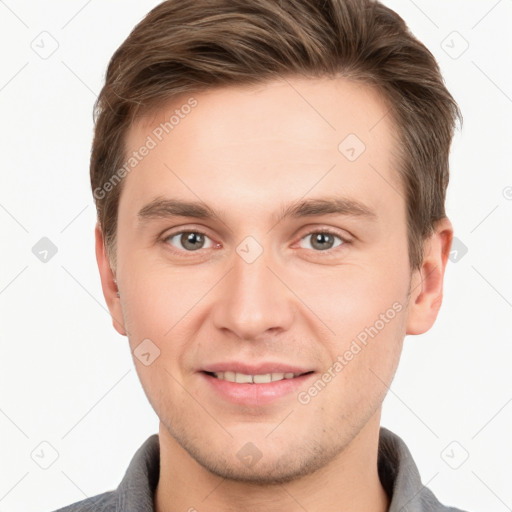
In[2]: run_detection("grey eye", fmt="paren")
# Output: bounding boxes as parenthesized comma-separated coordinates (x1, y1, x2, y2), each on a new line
(299, 232, 344, 251)
(166, 231, 213, 251)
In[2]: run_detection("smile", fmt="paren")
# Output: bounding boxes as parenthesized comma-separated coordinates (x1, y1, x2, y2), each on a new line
(208, 371, 308, 383)
(201, 370, 316, 406)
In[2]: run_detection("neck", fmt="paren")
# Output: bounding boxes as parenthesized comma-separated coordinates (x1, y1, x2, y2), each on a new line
(154, 413, 389, 512)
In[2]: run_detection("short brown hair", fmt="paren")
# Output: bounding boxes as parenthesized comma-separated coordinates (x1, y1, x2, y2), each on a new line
(91, 0, 461, 271)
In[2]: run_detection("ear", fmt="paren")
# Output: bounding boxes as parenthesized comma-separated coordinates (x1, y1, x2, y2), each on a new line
(406, 217, 453, 335)
(95, 223, 127, 336)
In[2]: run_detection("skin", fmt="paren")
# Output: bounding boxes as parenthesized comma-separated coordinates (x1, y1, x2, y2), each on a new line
(96, 76, 453, 512)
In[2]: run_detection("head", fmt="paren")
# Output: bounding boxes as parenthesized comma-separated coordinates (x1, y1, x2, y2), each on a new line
(93, 0, 460, 485)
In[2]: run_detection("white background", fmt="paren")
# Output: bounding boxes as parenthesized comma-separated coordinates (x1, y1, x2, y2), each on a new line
(1, 1, 511, 511)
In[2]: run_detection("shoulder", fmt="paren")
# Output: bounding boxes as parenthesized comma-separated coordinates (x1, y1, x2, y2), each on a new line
(50, 490, 117, 512)
(49, 433, 159, 512)
(378, 427, 473, 512)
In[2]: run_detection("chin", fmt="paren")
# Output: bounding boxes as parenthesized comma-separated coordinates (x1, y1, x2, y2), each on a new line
(172, 424, 342, 486)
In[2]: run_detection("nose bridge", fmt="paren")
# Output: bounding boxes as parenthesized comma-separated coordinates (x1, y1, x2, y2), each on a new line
(212, 239, 295, 340)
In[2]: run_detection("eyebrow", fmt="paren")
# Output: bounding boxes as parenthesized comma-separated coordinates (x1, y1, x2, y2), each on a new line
(137, 196, 377, 225)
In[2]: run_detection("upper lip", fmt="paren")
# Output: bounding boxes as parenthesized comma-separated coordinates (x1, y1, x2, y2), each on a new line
(201, 362, 314, 375)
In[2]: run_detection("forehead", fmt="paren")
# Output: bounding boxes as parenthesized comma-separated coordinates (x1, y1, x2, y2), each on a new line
(120, 76, 402, 222)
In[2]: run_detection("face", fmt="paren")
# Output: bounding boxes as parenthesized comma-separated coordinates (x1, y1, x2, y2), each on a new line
(98, 76, 433, 484)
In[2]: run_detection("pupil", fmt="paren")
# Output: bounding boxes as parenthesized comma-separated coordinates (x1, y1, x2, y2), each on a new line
(183, 232, 203, 250)
(313, 233, 332, 250)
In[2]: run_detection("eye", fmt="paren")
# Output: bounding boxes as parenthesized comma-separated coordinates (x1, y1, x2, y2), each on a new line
(161, 228, 349, 255)
(164, 230, 216, 252)
(298, 230, 347, 252)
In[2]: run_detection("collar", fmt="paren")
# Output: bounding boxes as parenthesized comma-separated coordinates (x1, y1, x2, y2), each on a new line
(115, 427, 464, 512)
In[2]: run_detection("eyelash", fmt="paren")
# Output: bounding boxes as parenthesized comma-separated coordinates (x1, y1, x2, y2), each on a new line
(161, 228, 351, 257)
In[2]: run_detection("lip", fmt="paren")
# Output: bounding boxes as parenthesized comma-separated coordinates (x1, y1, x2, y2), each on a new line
(201, 362, 313, 375)
(198, 364, 316, 407)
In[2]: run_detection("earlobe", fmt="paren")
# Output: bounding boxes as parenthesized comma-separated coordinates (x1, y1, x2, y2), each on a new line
(405, 217, 453, 335)
(95, 223, 127, 336)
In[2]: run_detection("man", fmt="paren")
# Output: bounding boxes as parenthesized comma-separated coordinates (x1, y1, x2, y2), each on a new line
(54, 0, 467, 510)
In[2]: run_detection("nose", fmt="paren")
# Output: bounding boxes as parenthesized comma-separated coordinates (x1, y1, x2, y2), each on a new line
(211, 244, 296, 341)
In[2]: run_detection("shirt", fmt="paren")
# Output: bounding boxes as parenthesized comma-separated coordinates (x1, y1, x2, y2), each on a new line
(51, 427, 469, 512)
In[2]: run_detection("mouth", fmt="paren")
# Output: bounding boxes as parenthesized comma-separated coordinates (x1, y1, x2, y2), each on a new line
(199, 368, 316, 406)
(203, 370, 314, 383)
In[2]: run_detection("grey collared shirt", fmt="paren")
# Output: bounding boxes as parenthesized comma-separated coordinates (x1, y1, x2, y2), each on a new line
(52, 427, 469, 512)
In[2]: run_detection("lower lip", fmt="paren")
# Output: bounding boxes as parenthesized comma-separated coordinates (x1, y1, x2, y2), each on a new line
(199, 372, 315, 406)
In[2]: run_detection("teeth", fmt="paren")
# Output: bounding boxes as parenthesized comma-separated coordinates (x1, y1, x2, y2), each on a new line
(235, 372, 253, 383)
(253, 374, 272, 383)
(212, 371, 302, 383)
(224, 371, 235, 382)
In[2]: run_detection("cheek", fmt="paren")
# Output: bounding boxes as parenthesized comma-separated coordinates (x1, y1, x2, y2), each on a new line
(290, 260, 408, 343)
(119, 258, 213, 370)
(292, 255, 409, 398)
(119, 247, 192, 328)
(315, 302, 406, 423)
